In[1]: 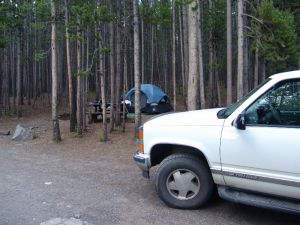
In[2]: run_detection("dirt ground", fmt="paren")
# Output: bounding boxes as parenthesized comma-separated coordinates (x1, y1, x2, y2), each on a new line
(0, 105, 299, 225)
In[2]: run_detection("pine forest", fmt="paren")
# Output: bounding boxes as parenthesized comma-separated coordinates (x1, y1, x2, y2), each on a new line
(0, 0, 299, 141)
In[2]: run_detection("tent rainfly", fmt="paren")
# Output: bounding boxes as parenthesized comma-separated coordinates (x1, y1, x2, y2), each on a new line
(125, 84, 173, 114)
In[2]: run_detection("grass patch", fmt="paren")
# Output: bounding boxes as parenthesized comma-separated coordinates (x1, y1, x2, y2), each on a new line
(72, 130, 83, 138)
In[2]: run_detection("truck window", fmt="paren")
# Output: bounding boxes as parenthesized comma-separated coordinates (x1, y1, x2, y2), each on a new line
(245, 79, 300, 126)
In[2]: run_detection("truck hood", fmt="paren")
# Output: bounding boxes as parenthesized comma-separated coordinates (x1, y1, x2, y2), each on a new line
(145, 108, 224, 127)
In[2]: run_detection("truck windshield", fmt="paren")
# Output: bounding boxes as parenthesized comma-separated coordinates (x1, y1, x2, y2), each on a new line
(218, 78, 271, 119)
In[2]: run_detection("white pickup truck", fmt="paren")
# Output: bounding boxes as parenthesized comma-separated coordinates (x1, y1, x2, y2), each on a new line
(134, 70, 300, 214)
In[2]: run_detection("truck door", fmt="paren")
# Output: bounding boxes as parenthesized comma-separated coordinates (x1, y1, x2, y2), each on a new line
(220, 79, 300, 200)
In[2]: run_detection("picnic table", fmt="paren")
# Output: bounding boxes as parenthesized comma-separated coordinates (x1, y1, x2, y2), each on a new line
(87, 101, 128, 123)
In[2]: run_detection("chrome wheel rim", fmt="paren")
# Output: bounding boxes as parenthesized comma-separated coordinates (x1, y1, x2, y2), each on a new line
(166, 169, 200, 200)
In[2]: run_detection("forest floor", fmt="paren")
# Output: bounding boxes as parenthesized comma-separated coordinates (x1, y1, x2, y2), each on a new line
(0, 104, 299, 225)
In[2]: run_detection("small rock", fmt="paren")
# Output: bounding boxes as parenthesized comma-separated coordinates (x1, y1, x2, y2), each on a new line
(40, 217, 92, 225)
(40, 218, 62, 225)
(12, 124, 37, 141)
(73, 213, 81, 219)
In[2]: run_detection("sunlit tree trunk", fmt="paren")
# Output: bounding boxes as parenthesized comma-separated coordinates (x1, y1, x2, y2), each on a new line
(141, 18, 145, 84)
(150, 24, 154, 84)
(109, 1, 115, 132)
(187, 0, 198, 110)
(197, 0, 205, 109)
(51, 0, 61, 142)
(64, 0, 76, 132)
(133, 0, 141, 138)
(100, 51, 107, 142)
(76, 18, 84, 134)
(208, 0, 214, 107)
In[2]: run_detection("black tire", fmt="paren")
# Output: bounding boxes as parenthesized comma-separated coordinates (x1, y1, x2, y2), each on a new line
(155, 154, 214, 209)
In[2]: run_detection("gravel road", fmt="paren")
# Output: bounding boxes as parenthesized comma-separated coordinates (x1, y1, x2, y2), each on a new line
(0, 116, 299, 225)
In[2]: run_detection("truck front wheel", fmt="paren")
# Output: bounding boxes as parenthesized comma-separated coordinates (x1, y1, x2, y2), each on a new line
(155, 154, 214, 209)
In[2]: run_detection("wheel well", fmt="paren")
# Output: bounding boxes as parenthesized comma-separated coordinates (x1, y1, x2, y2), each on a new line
(150, 144, 208, 167)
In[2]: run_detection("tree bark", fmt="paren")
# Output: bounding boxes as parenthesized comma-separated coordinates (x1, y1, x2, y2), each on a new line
(64, 0, 76, 132)
(172, 0, 177, 111)
(197, 0, 205, 109)
(179, 6, 185, 97)
(187, 0, 198, 110)
(11, 36, 16, 114)
(141, 18, 145, 84)
(76, 19, 84, 134)
(261, 59, 266, 81)
(133, 0, 141, 138)
(16, 34, 22, 117)
(83, 28, 89, 131)
(243, 7, 249, 95)
(208, 0, 214, 107)
(51, 0, 61, 142)
(254, 44, 259, 87)
(100, 51, 107, 142)
(150, 25, 154, 84)
(109, 1, 115, 132)
(115, 2, 122, 127)
(237, 0, 244, 100)
(182, 4, 188, 100)
(226, 0, 232, 105)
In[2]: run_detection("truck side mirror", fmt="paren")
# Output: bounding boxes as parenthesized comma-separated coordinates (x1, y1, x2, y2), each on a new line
(233, 113, 246, 130)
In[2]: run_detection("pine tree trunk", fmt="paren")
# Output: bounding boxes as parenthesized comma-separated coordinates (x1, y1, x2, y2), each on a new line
(133, 0, 141, 138)
(51, 0, 61, 142)
(244, 35, 249, 95)
(141, 19, 145, 84)
(187, 0, 198, 111)
(261, 59, 266, 81)
(237, 0, 244, 100)
(64, 0, 76, 132)
(16, 34, 22, 117)
(243, 8, 249, 95)
(122, 55, 127, 132)
(172, 0, 177, 111)
(162, 33, 168, 93)
(150, 25, 154, 84)
(208, 0, 214, 107)
(197, 0, 205, 109)
(226, 0, 232, 105)
(179, 7, 185, 97)
(182, 5, 188, 100)
(254, 44, 259, 87)
(83, 28, 89, 131)
(115, 2, 122, 127)
(10, 36, 16, 113)
(109, 1, 115, 132)
(2, 46, 9, 113)
(100, 51, 107, 142)
(76, 20, 83, 134)
(95, 25, 99, 101)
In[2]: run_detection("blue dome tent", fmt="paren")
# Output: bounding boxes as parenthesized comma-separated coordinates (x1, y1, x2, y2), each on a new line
(125, 84, 173, 114)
